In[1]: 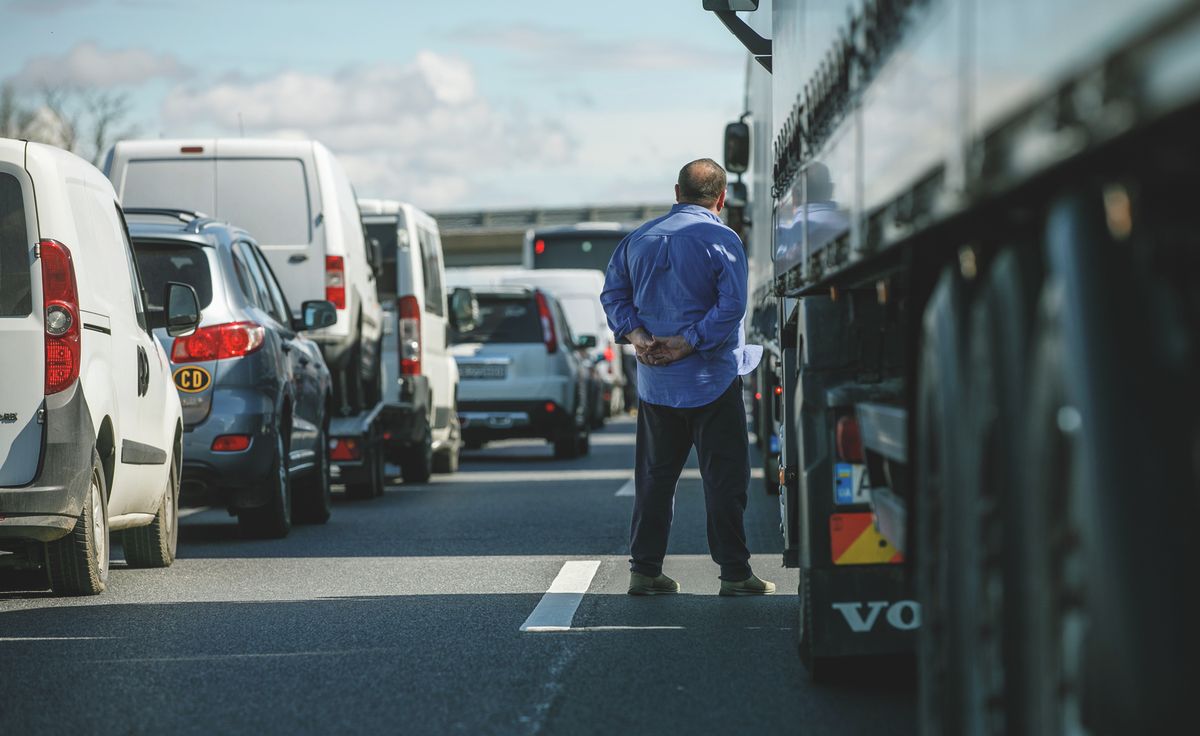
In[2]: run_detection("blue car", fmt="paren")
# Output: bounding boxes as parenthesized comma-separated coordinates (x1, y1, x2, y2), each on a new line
(127, 209, 335, 538)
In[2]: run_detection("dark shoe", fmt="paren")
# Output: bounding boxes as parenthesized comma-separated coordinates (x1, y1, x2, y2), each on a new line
(719, 574, 776, 596)
(628, 572, 680, 596)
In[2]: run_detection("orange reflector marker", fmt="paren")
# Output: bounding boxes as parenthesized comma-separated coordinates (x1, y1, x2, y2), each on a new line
(329, 438, 361, 461)
(830, 513, 903, 565)
(211, 434, 251, 452)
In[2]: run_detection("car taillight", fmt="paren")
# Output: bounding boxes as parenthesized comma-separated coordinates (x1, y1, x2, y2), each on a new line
(211, 434, 251, 452)
(325, 255, 345, 309)
(329, 438, 361, 461)
(534, 290, 557, 354)
(40, 240, 81, 395)
(172, 322, 265, 362)
(398, 295, 421, 376)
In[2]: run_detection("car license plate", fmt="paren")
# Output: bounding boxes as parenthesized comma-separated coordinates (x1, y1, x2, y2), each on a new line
(459, 363, 506, 380)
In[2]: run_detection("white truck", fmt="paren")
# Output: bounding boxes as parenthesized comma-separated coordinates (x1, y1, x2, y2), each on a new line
(705, 0, 1200, 732)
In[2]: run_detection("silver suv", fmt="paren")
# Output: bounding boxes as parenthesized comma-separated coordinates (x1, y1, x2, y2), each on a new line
(450, 287, 593, 459)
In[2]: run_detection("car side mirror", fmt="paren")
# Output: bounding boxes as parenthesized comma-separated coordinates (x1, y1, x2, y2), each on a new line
(575, 334, 597, 350)
(724, 121, 750, 174)
(164, 282, 200, 337)
(449, 287, 478, 333)
(300, 300, 338, 331)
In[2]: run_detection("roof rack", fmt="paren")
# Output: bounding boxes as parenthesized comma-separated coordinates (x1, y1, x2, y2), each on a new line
(122, 207, 219, 234)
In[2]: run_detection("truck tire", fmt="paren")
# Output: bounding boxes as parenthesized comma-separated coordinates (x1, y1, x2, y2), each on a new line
(915, 268, 970, 736)
(239, 430, 291, 539)
(961, 248, 1038, 734)
(400, 423, 433, 484)
(293, 422, 332, 524)
(46, 448, 109, 596)
(123, 450, 180, 568)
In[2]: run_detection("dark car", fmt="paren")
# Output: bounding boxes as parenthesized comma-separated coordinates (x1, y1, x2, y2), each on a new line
(127, 209, 336, 538)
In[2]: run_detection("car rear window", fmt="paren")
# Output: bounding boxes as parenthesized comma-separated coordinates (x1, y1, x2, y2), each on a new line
(215, 159, 311, 246)
(451, 293, 542, 345)
(0, 173, 32, 317)
(121, 159, 217, 216)
(132, 243, 214, 327)
(365, 220, 399, 299)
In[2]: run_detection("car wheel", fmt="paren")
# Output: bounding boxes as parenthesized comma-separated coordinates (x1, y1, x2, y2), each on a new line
(344, 426, 384, 500)
(123, 449, 180, 568)
(293, 420, 332, 524)
(239, 430, 291, 539)
(45, 448, 109, 596)
(400, 422, 433, 484)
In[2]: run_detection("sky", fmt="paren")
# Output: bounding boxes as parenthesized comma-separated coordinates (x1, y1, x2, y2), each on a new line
(0, 0, 747, 213)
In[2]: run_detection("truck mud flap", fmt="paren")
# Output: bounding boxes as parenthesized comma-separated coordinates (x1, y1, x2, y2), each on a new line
(807, 565, 916, 659)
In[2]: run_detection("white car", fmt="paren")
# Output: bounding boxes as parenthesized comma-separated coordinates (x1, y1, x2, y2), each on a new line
(359, 199, 463, 478)
(447, 267, 624, 421)
(0, 139, 200, 594)
(105, 138, 384, 415)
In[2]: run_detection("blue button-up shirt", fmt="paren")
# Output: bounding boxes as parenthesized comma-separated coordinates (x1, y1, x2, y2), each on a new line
(601, 203, 748, 409)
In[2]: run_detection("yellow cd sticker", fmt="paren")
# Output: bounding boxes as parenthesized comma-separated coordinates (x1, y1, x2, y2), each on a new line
(174, 366, 212, 393)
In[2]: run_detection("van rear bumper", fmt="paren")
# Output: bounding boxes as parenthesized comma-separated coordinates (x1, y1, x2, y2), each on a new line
(0, 384, 95, 543)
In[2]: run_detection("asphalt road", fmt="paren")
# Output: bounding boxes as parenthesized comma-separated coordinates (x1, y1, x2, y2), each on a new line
(0, 415, 915, 735)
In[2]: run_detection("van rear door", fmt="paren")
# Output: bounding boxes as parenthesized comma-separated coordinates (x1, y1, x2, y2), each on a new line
(0, 152, 45, 487)
(214, 154, 323, 309)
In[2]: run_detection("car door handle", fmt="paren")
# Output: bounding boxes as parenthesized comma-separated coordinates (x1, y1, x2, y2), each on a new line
(288, 254, 308, 264)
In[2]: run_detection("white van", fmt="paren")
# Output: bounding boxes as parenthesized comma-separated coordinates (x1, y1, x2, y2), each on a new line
(359, 199, 462, 477)
(0, 139, 199, 594)
(446, 267, 624, 419)
(105, 138, 383, 414)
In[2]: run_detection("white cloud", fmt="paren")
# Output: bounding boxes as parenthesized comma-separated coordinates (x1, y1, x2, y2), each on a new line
(12, 41, 188, 88)
(453, 22, 738, 72)
(160, 52, 575, 210)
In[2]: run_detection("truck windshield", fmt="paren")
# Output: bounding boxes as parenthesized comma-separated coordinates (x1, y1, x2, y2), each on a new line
(531, 232, 625, 272)
(451, 293, 542, 345)
(0, 173, 31, 317)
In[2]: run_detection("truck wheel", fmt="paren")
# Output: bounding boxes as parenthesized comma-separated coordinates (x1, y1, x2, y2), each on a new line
(46, 448, 109, 596)
(915, 269, 970, 735)
(400, 423, 433, 484)
(123, 450, 180, 568)
(293, 422, 332, 524)
(961, 248, 1038, 734)
(239, 430, 291, 539)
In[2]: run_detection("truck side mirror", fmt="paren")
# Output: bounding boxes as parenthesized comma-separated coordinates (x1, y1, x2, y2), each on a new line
(449, 287, 478, 333)
(724, 121, 750, 174)
(164, 282, 200, 337)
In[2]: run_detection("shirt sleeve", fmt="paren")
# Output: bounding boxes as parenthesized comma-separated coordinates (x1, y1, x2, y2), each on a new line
(600, 233, 644, 344)
(681, 238, 748, 359)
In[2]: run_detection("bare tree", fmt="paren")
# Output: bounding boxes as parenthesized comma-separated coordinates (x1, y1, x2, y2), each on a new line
(1, 83, 137, 165)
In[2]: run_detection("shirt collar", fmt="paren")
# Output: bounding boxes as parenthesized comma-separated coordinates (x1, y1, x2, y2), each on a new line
(670, 203, 721, 221)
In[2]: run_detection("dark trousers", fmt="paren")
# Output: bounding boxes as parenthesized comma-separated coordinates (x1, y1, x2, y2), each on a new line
(630, 379, 753, 582)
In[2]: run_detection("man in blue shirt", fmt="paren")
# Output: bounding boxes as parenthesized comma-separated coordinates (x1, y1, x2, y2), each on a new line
(601, 158, 774, 597)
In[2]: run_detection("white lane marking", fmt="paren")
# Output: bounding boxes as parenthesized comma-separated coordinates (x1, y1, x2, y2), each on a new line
(520, 560, 601, 633)
(614, 467, 766, 497)
(568, 626, 685, 632)
(83, 647, 398, 664)
(178, 506, 212, 519)
(0, 636, 114, 642)
(451, 469, 631, 483)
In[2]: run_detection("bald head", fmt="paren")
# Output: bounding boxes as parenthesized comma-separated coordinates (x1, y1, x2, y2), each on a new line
(676, 158, 727, 209)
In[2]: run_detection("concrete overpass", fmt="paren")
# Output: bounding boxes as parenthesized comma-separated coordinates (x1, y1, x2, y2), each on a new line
(431, 203, 670, 267)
